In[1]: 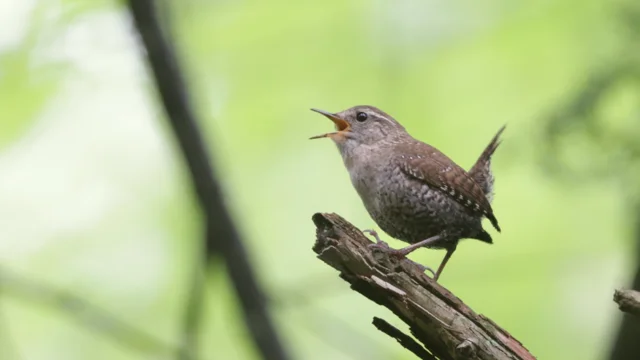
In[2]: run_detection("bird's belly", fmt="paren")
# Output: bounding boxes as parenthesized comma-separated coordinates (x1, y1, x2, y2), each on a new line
(361, 180, 476, 246)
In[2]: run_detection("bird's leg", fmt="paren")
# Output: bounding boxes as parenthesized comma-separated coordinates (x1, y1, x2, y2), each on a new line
(392, 234, 442, 257)
(388, 235, 442, 278)
(364, 229, 437, 277)
(432, 246, 456, 282)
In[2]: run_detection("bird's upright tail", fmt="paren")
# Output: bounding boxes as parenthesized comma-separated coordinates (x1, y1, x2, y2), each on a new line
(468, 125, 506, 204)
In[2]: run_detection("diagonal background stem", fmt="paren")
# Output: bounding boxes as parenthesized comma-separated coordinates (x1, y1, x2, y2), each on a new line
(126, 1, 290, 359)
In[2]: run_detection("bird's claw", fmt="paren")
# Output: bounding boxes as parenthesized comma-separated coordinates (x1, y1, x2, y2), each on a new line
(363, 229, 436, 277)
(368, 241, 392, 253)
(363, 229, 391, 248)
(363, 229, 383, 243)
(415, 264, 437, 278)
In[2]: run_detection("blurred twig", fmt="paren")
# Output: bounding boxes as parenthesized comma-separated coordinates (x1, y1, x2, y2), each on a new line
(272, 279, 391, 358)
(126, 1, 290, 360)
(614, 289, 640, 318)
(372, 317, 436, 360)
(180, 250, 206, 360)
(312, 212, 535, 360)
(294, 305, 384, 360)
(0, 266, 177, 357)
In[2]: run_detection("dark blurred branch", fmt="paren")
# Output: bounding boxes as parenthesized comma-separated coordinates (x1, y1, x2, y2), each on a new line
(614, 289, 640, 318)
(126, 1, 290, 360)
(312, 213, 535, 360)
(180, 254, 205, 360)
(0, 266, 177, 357)
(372, 317, 437, 360)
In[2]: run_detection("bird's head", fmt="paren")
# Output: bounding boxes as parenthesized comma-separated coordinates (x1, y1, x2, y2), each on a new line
(309, 105, 406, 150)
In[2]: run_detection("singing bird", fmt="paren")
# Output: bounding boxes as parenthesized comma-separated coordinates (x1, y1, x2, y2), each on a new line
(310, 105, 504, 281)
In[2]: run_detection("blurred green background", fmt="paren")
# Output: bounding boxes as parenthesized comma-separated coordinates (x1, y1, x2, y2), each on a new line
(1, 0, 639, 359)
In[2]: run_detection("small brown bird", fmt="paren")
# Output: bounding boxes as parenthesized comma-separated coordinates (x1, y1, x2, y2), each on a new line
(310, 105, 505, 281)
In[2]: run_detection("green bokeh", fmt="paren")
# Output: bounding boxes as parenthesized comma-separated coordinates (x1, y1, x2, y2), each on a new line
(0, 0, 637, 359)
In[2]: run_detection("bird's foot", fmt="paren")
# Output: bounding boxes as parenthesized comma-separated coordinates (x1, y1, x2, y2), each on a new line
(364, 229, 402, 256)
(413, 263, 437, 278)
(363, 229, 436, 277)
(363, 229, 383, 243)
(363, 229, 390, 248)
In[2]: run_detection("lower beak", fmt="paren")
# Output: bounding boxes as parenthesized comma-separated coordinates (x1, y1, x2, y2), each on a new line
(309, 108, 351, 140)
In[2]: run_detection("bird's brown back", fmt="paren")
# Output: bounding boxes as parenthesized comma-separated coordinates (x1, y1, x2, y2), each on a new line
(394, 139, 501, 232)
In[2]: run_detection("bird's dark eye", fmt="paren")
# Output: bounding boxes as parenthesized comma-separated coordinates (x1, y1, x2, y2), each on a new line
(356, 112, 368, 122)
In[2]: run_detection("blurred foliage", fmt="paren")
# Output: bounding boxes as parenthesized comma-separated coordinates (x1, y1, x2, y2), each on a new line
(0, 3, 63, 148)
(540, 0, 640, 194)
(0, 0, 639, 360)
(537, 1, 640, 358)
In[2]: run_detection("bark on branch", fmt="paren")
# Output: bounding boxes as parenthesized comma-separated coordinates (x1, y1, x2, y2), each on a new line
(312, 212, 535, 360)
(614, 289, 640, 319)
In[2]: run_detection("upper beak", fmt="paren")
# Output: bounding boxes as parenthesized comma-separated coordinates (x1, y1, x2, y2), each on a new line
(309, 108, 350, 140)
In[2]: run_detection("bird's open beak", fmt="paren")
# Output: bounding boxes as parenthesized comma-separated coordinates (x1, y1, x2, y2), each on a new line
(309, 108, 351, 140)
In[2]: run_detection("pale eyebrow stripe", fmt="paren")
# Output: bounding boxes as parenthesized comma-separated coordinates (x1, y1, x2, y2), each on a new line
(373, 112, 394, 125)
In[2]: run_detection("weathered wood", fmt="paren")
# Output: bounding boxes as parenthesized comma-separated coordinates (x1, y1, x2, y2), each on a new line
(614, 289, 640, 318)
(312, 212, 535, 360)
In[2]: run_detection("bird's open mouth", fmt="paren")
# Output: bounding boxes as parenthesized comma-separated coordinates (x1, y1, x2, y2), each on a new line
(309, 108, 351, 139)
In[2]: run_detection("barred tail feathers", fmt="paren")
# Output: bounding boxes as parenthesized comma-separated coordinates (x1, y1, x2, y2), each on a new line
(469, 125, 506, 204)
